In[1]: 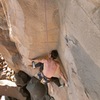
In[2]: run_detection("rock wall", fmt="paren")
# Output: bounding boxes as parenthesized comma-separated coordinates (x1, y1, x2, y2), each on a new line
(0, 0, 100, 100)
(5, 0, 59, 58)
(57, 0, 100, 100)
(0, 0, 60, 73)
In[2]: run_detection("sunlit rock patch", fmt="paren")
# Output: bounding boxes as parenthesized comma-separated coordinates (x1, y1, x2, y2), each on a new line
(0, 53, 15, 82)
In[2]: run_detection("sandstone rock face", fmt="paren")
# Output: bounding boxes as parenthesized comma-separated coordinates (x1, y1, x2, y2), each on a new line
(0, 0, 60, 74)
(57, 0, 100, 100)
(0, 0, 100, 100)
(1, 0, 59, 67)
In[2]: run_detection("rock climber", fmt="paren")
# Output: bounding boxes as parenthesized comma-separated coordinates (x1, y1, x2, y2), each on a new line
(31, 50, 67, 92)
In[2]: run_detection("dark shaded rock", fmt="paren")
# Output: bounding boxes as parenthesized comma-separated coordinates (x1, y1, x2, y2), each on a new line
(8, 96, 18, 100)
(26, 76, 55, 100)
(14, 71, 31, 100)
(15, 70, 31, 87)
(26, 77, 47, 100)
(20, 85, 31, 100)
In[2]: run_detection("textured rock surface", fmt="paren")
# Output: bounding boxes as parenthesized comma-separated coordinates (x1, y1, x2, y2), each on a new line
(0, 0, 100, 100)
(0, 0, 60, 73)
(3, 0, 59, 66)
(0, 80, 25, 100)
(0, 0, 63, 100)
(57, 0, 100, 100)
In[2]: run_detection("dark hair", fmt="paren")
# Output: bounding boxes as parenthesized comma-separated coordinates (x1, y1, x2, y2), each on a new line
(51, 50, 58, 59)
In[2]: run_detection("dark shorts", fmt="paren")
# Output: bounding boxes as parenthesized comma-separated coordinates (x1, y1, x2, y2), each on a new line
(38, 72, 50, 83)
(38, 72, 61, 87)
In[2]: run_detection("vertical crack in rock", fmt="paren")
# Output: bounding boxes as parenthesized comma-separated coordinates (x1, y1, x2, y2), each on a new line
(85, 88, 89, 99)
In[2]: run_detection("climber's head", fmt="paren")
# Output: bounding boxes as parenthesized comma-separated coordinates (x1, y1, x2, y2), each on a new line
(50, 50, 58, 59)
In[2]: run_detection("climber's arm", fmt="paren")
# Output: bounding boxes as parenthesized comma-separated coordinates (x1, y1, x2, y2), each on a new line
(57, 64, 67, 86)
